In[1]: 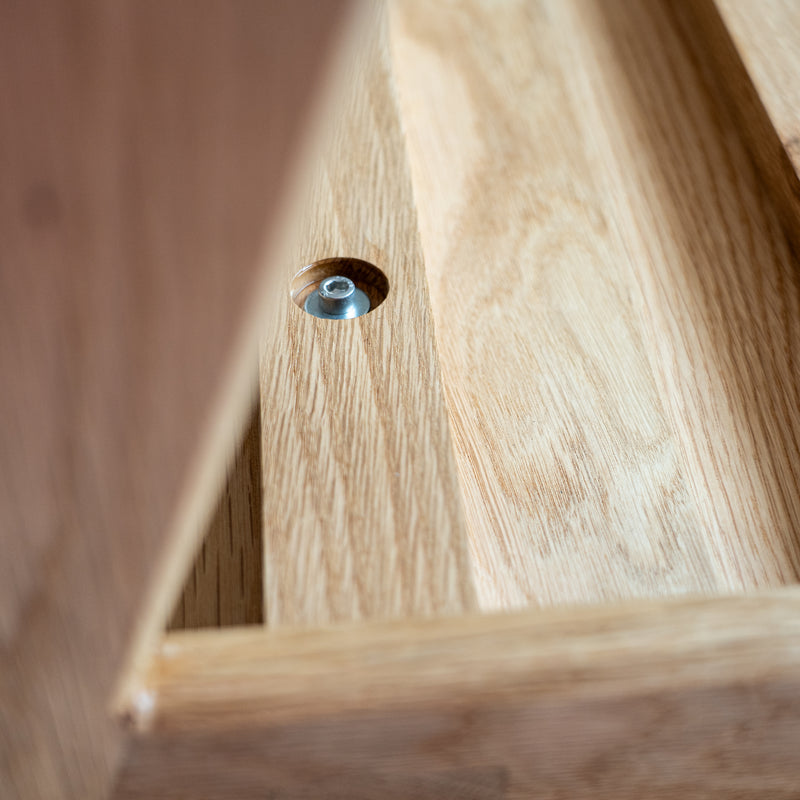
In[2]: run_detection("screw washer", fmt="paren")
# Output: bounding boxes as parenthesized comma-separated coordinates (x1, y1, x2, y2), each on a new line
(303, 275, 370, 319)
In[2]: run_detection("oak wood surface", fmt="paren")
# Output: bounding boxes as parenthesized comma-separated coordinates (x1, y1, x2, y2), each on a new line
(168, 401, 263, 630)
(713, 0, 800, 175)
(0, 3, 350, 797)
(9, 0, 800, 797)
(116, 589, 800, 799)
(679, 0, 800, 259)
(259, 4, 476, 627)
(390, 0, 800, 610)
(570, 0, 800, 587)
(121, 2, 800, 797)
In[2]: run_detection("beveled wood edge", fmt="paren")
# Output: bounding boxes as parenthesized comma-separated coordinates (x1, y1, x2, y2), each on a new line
(119, 585, 800, 734)
(109, 0, 369, 718)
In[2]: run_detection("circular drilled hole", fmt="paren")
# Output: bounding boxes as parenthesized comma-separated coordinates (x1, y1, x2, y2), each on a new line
(291, 257, 389, 318)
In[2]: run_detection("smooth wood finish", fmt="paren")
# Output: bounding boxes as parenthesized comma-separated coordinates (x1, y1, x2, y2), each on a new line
(0, 3, 350, 798)
(116, 590, 800, 799)
(569, 0, 800, 586)
(118, 2, 800, 797)
(715, 0, 800, 182)
(9, 1, 800, 797)
(678, 0, 800, 258)
(713, 0, 800, 178)
(390, 0, 800, 610)
(168, 401, 263, 630)
(259, 5, 476, 627)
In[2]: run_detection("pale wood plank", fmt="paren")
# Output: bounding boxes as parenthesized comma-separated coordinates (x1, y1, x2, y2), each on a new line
(116, 590, 800, 799)
(0, 3, 351, 797)
(566, 0, 800, 584)
(259, 4, 476, 626)
(713, 0, 800, 173)
(390, 0, 800, 610)
(677, 0, 800, 257)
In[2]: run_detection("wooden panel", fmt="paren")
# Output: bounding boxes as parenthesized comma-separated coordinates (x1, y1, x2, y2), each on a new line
(168, 401, 263, 630)
(676, 0, 800, 257)
(116, 590, 800, 798)
(390, 0, 800, 610)
(567, 0, 800, 584)
(712, 0, 800, 172)
(259, 4, 476, 626)
(0, 2, 351, 798)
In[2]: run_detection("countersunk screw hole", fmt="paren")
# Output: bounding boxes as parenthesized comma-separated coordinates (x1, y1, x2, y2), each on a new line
(291, 258, 389, 319)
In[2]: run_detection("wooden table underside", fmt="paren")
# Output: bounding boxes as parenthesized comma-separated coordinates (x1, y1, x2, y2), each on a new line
(5, 1, 800, 798)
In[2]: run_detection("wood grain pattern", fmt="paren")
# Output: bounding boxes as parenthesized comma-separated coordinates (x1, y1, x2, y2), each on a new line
(713, 0, 800, 174)
(116, 589, 800, 799)
(168, 401, 263, 630)
(0, 3, 350, 798)
(390, 0, 800, 609)
(676, 0, 800, 259)
(567, 0, 800, 584)
(10, 1, 800, 797)
(259, 4, 476, 627)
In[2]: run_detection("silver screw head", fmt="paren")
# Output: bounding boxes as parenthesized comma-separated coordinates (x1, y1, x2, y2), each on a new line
(320, 276, 355, 309)
(303, 275, 370, 319)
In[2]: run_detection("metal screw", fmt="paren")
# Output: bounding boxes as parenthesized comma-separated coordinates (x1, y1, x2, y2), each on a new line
(303, 275, 370, 319)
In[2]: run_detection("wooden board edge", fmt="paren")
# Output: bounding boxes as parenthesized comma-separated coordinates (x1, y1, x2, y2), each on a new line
(674, 0, 800, 257)
(112, 588, 800, 797)
(122, 586, 800, 734)
(110, 0, 367, 718)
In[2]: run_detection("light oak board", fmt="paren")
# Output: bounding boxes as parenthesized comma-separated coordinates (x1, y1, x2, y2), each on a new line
(390, 0, 800, 609)
(117, 590, 800, 799)
(259, 4, 476, 627)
